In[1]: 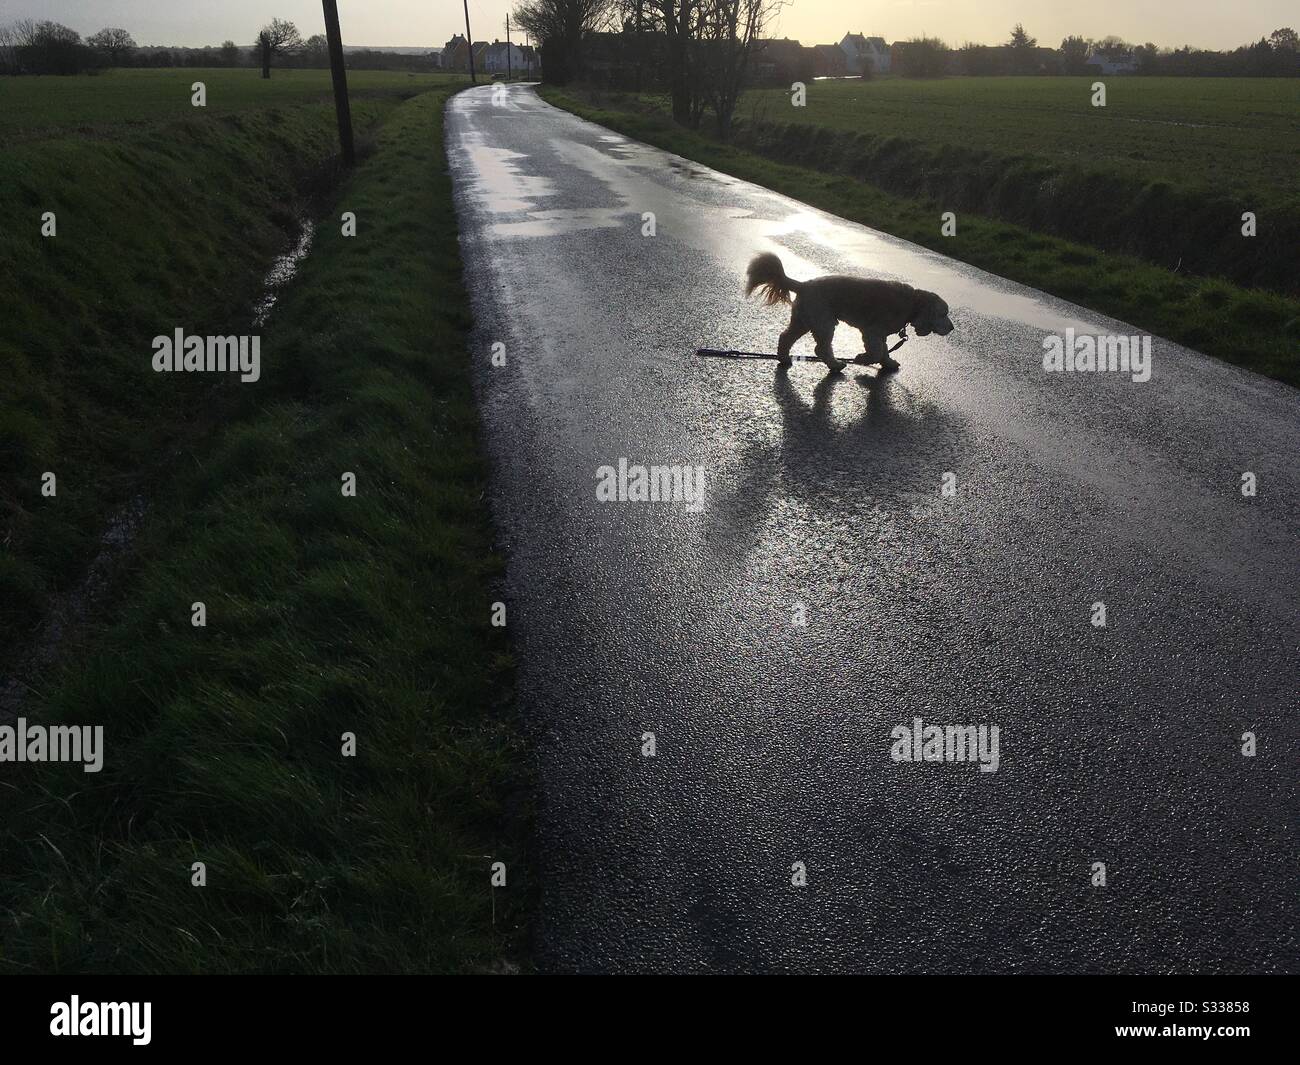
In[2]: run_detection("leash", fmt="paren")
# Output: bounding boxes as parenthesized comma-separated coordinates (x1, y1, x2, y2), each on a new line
(696, 328, 909, 362)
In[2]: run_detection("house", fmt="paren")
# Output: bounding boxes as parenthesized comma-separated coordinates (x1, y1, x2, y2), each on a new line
(516, 44, 541, 77)
(810, 43, 848, 78)
(840, 32, 891, 74)
(1089, 48, 1138, 74)
(439, 35, 497, 74)
(442, 34, 468, 71)
(482, 39, 527, 75)
(755, 38, 814, 84)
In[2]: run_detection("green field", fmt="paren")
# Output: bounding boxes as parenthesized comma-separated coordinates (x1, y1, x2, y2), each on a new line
(739, 77, 1299, 206)
(0, 67, 466, 138)
(1, 75, 526, 971)
(1, 70, 418, 649)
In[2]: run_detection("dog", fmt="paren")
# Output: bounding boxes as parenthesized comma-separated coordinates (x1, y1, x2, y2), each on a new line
(746, 252, 954, 372)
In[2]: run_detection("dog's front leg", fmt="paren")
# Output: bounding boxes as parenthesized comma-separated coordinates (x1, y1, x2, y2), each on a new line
(854, 333, 888, 366)
(876, 333, 901, 372)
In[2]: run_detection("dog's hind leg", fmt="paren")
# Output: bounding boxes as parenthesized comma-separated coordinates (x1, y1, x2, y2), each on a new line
(777, 308, 810, 368)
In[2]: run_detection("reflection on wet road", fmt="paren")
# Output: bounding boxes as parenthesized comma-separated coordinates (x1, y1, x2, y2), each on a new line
(447, 84, 1299, 974)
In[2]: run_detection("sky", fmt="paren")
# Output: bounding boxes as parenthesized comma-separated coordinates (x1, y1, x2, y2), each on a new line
(1, 0, 1293, 51)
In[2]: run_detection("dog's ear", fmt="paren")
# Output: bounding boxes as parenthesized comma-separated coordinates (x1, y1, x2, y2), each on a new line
(909, 290, 935, 329)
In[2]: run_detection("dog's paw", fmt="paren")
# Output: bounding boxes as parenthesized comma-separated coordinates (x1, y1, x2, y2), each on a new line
(879, 358, 901, 373)
(852, 353, 877, 366)
(828, 359, 847, 373)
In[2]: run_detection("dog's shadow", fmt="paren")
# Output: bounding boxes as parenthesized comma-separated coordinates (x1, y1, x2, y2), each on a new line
(706, 364, 956, 557)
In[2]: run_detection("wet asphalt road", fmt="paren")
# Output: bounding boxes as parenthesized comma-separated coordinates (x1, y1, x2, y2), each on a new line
(446, 84, 1298, 974)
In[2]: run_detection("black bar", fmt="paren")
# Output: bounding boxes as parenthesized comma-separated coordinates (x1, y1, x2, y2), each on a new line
(0, 976, 1287, 1050)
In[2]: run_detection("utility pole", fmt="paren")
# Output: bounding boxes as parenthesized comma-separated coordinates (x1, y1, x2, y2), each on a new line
(635, 0, 643, 91)
(505, 14, 512, 81)
(463, 0, 476, 84)
(321, 0, 354, 165)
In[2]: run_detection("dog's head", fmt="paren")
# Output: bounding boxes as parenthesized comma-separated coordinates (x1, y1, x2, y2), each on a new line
(910, 291, 954, 337)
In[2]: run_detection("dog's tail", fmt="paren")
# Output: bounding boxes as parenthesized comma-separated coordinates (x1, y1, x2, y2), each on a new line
(746, 252, 802, 306)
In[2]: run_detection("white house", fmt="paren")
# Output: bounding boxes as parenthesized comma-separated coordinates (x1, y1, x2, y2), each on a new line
(840, 32, 891, 75)
(483, 40, 528, 75)
(1090, 49, 1138, 74)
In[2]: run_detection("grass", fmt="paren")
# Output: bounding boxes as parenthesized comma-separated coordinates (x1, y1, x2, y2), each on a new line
(738, 77, 1300, 202)
(0, 67, 468, 139)
(540, 83, 1300, 387)
(0, 84, 529, 971)
(0, 70, 443, 658)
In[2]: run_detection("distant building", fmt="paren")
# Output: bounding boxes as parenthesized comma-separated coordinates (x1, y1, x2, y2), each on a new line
(840, 32, 891, 74)
(483, 40, 528, 74)
(516, 44, 541, 77)
(810, 43, 849, 78)
(1089, 49, 1138, 74)
(755, 38, 814, 84)
(442, 34, 468, 71)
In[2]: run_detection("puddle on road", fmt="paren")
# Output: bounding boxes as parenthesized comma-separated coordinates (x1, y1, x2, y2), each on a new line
(463, 139, 559, 213)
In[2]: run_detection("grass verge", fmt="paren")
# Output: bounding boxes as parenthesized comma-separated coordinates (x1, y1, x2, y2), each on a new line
(0, 86, 530, 973)
(540, 85, 1300, 387)
(0, 74, 438, 660)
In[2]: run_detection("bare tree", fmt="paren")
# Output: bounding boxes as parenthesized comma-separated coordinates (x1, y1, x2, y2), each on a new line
(512, 0, 611, 85)
(610, 0, 662, 90)
(657, 1, 703, 126)
(257, 18, 302, 78)
(4, 19, 94, 74)
(698, 0, 780, 138)
(303, 34, 328, 67)
(0, 23, 18, 75)
(87, 27, 136, 66)
(6, 18, 44, 49)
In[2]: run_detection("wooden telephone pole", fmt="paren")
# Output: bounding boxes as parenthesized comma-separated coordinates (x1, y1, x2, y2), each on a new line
(505, 14, 512, 81)
(321, 0, 354, 165)
(463, 0, 476, 84)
